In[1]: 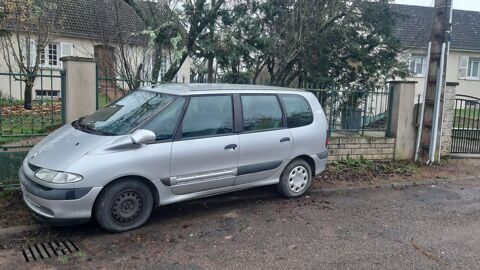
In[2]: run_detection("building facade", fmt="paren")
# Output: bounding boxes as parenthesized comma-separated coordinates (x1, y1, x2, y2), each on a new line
(0, 0, 191, 101)
(393, 4, 480, 99)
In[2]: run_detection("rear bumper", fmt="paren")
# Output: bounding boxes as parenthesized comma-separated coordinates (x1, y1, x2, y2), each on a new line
(19, 167, 102, 225)
(311, 151, 328, 176)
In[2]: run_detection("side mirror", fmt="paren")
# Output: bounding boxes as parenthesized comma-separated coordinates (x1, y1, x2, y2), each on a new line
(130, 129, 156, 145)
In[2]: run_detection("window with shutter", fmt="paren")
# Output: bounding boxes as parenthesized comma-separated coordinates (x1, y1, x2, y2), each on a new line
(459, 56, 469, 79)
(467, 58, 480, 80)
(61, 43, 73, 58)
(60, 43, 73, 68)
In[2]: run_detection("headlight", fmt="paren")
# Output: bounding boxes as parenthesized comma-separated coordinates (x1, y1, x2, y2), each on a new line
(34, 169, 83, 183)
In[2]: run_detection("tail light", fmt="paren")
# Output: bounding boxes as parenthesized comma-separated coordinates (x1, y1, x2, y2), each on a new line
(325, 131, 330, 147)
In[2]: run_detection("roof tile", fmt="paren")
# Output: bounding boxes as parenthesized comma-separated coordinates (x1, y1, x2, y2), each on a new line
(392, 4, 480, 51)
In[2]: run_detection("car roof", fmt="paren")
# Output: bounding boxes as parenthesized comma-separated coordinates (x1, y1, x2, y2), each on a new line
(139, 83, 307, 95)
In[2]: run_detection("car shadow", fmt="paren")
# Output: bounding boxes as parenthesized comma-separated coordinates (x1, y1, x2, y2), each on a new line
(44, 185, 284, 237)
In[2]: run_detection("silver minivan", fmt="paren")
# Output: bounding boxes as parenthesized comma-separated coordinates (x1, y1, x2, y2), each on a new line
(19, 84, 328, 232)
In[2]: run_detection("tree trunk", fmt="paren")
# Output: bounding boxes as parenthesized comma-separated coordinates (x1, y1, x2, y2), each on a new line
(297, 62, 303, 88)
(162, 50, 189, 82)
(162, 0, 226, 83)
(132, 63, 143, 89)
(23, 79, 34, 110)
(232, 62, 238, 83)
(267, 58, 275, 86)
(151, 44, 162, 82)
(252, 60, 266, 85)
(207, 57, 214, 83)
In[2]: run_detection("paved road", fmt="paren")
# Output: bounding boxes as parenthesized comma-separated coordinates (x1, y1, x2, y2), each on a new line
(2, 177, 480, 269)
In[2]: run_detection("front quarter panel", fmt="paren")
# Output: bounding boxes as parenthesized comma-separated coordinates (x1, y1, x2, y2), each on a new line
(65, 142, 172, 189)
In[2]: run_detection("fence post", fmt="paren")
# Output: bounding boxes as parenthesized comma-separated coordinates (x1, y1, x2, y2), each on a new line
(328, 90, 334, 137)
(439, 82, 459, 156)
(60, 70, 66, 124)
(361, 92, 367, 136)
(95, 64, 99, 110)
(60, 57, 97, 123)
(387, 81, 417, 160)
(385, 84, 394, 137)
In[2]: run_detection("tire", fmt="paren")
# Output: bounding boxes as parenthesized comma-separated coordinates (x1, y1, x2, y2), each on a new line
(94, 179, 154, 233)
(277, 159, 313, 198)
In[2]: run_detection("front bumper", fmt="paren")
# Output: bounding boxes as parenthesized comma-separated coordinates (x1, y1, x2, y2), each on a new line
(19, 167, 102, 225)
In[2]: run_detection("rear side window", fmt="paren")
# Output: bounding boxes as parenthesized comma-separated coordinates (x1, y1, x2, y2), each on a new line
(241, 95, 283, 131)
(181, 95, 233, 139)
(280, 95, 313, 128)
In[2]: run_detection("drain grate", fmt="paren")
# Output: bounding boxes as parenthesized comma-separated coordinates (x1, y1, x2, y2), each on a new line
(22, 239, 80, 262)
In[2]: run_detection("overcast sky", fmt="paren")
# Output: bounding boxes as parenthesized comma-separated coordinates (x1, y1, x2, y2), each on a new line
(395, 0, 480, 11)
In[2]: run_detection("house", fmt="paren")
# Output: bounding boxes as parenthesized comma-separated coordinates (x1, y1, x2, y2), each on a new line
(0, 0, 191, 101)
(392, 4, 480, 99)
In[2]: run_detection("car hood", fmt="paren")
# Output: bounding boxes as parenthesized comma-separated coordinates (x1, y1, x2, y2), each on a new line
(26, 124, 113, 171)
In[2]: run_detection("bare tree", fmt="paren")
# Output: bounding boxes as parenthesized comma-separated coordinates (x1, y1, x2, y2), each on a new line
(0, 0, 61, 109)
(95, 0, 151, 92)
(124, 0, 225, 82)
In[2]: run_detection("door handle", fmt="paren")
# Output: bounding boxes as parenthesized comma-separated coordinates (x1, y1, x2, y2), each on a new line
(224, 144, 238, 151)
(280, 137, 291, 143)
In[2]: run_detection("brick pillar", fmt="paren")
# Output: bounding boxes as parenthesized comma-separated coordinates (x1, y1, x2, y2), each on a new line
(388, 81, 417, 160)
(60, 57, 97, 123)
(439, 82, 458, 155)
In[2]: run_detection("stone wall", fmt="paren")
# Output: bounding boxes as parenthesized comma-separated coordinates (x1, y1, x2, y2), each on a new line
(328, 137, 396, 161)
(440, 83, 458, 155)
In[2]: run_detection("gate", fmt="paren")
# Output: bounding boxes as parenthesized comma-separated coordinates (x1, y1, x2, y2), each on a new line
(0, 70, 65, 149)
(451, 94, 480, 153)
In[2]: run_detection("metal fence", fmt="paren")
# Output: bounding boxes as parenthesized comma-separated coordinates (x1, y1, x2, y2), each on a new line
(0, 70, 65, 147)
(308, 87, 392, 137)
(96, 73, 392, 137)
(451, 94, 480, 154)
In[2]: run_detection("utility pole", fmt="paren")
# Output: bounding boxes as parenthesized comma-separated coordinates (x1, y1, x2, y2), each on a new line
(418, 0, 452, 163)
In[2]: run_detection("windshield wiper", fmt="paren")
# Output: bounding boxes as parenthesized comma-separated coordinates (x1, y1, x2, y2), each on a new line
(74, 120, 113, 136)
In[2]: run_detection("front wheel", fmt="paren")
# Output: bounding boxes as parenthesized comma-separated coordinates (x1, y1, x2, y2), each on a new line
(277, 159, 313, 198)
(94, 179, 153, 232)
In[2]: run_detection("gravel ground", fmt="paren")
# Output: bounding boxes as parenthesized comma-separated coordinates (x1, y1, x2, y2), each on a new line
(2, 158, 479, 229)
(1, 175, 480, 269)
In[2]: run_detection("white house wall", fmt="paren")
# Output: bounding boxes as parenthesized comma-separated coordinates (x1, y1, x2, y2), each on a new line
(0, 35, 95, 100)
(446, 50, 480, 98)
(401, 48, 480, 100)
(0, 35, 191, 101)
(176, 56, 191, 83)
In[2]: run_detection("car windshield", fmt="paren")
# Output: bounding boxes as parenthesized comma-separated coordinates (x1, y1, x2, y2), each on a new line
(74, 90, 176, 136)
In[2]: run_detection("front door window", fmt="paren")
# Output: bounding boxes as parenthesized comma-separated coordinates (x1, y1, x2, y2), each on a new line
(143, 97, 186, 141)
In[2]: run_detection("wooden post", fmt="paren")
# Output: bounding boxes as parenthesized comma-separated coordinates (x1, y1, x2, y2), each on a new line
(418, 0, 452, 163)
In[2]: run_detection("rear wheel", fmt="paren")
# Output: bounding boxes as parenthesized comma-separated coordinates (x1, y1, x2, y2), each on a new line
(277, 159, 312, 198)
(94, 179, 153, 232)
